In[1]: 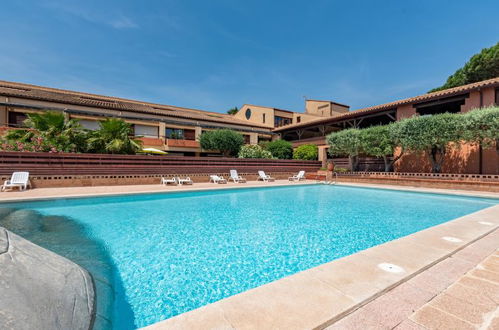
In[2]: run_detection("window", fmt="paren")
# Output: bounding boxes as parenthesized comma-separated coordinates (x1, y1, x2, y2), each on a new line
(274, 116, 292, 127)
(79, 119, 100, 130)
(262, 113, 266, 123)
(495, 88, 499, 105)
(245, 108, 252, 119)
(297, 116, 301, 123)
(8, 112, 27, 127)
(166, 128, 184, 139)
(134, 125, 159, 138)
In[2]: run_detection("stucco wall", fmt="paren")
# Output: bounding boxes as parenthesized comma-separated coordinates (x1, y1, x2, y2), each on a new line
(0, 105, 7, 126)
(461, 87, 496, 112)
(234, 105, 275, 128)
(396, 104, 417, 120)
(394, 143, 498, 174)
(305, 100, 349, 117)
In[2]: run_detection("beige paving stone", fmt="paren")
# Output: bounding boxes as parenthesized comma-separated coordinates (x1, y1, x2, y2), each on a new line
(324, 307, 382, 330)
(437, 217, 497, 241)
(470, 268, 499, 284)
(403, 227, 470, 257)
(143, 303, 234, 330)
(444, 283, 497, 309)
(489, 315, 499, 329)
(359, 281, 434, 328)
(410, 305, 475, 330)
(358, 239, 451, 274)
(214, 271, 356, 330)
(481, 258, 499, 274)
(407, 264, 461, 296)
(308, 252, 407, 303)
(428, 292, 492, 325)
(481, 255, 499, 273)
(393, 319, 427, 330)
(457, 276, 499, 304)
(453, 237, 499, 264)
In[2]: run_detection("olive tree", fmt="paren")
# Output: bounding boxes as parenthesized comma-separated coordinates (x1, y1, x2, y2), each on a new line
(462, 106, 499, 154)
(397, 113, 464, 173)
(359, 123, 403, 172)
(326, 128, 361, 171)
(199, 129, 244, 157)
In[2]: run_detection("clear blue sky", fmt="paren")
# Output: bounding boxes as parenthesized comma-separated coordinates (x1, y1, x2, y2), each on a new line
(1, 1, 498, 113)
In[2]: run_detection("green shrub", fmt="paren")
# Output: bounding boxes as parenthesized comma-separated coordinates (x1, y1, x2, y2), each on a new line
(199, 129, 244, 157)
(263, 139, 293, 159)
(293, 144, 318, 160)
(334, 167, 349, 173)
(238, 144, 274, 159)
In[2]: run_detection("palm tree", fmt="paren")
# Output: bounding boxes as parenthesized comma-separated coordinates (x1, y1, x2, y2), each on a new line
(87, 118, 142, 154)
(5, 111, 86, 152)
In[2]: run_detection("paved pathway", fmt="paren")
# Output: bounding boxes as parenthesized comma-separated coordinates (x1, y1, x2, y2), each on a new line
(326, 229, 499, 330)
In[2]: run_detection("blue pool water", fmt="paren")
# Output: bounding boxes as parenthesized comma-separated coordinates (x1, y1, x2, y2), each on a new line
(0, 185, 497, 328)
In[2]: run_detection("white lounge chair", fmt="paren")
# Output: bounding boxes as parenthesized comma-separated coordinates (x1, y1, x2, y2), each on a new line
(161, 177, 177, 185)
(258, 171, 275, 182)
(1, 172, 31, 191)
(289, 170, 306, 182)
(177, 177, 193, 185)
(229, 170, 246, 183)
(209, 175, 227, 184)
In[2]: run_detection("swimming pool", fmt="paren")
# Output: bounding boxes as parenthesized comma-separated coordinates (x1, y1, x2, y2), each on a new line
(0, 184, 497, 328)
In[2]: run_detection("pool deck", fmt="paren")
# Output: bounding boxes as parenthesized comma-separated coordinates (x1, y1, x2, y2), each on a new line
(1, 180, 498, 329)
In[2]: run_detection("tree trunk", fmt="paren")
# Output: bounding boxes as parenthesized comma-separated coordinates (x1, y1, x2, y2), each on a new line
(349, 155, 359, 172)
(382, 155, 393, 172)
(387, 152, 403, 173)
(427, 147, 445, 173)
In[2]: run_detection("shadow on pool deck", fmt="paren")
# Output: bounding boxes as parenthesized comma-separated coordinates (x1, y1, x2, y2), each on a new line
(0, 207, 135, 329)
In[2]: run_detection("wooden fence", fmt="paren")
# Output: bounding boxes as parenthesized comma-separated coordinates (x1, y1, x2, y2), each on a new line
(0, 152, 322, 176)
(331, 157, 389, 172)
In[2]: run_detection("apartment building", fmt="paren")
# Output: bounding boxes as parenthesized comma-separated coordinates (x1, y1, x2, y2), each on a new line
(233, 100, 349, 128)
(0, 81, 274, 156)
(275, 77, 499, 174)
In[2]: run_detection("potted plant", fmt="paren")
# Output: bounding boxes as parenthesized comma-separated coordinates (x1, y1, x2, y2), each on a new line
(327, 160, 334, 172)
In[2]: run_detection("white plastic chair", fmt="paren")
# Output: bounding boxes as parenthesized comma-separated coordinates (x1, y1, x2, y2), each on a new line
(229, 170, 247, 183)
(289, 170, 306, 182)
(161, 177, 177, 185)
(209, 175, 227, 184)
(258, 171, 275, 182)
(1, 172, 31, 191)
(177, 177, 193, 185)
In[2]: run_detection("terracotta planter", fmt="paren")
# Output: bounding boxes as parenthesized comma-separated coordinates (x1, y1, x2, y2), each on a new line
(327, 162, 334, 172)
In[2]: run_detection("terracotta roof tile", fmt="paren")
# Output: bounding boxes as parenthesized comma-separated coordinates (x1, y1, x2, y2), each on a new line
(274, 77, 499, 131)
(0, 80, 269, 129)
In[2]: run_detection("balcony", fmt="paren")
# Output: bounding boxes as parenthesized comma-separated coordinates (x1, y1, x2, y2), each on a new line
(166, 139, 200, 148)
(136, 137, 164, 147)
